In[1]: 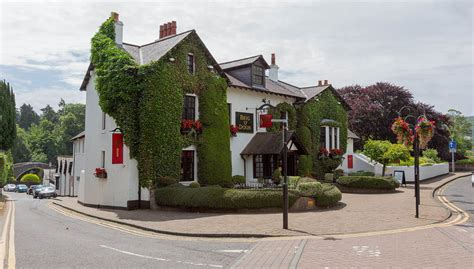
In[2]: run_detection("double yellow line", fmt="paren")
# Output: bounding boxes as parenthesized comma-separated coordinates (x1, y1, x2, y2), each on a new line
(0, 198, 16, 269)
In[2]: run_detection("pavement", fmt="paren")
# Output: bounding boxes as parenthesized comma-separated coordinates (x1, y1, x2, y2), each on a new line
(52, 172, 470, 237)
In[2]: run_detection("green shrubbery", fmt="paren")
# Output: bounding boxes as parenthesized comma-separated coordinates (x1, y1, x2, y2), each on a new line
(189, 182, 200, 188)
(337, 176, 400, 190)
(231, 175, 246, 185)
(157, 176, 177, 187)
(348, 170, 375, 176)
(155, 186, 300, 209)
(456, 157, 474, 164)
(297, 182, 322, 197)
(324, 173, 334, 182)
(20, 173, 41, 184)
(316, 184, 342, 207)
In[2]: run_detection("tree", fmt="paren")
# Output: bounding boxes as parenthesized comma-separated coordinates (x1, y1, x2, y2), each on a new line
(28, 119, 59, 163)
(12, 125, 31, 163)
(55, 103, 85, 155)
(338, 82, 453, 160)
(40, 105, 58, 124)
(363, 140, 409, 176)
(0, 80, 16, 151)
(18, 103, 39, 130)
(447, 109, 472, 157)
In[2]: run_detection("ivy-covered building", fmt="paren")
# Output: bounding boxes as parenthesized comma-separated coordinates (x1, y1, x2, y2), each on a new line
(77, 13, 351, 209)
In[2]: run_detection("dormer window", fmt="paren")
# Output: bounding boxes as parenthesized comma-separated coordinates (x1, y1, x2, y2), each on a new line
(187, 53, 195, 75)
(252, 65, 264, 86)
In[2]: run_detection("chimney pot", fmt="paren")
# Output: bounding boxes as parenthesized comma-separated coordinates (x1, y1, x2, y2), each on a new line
(271, 53, 276, 65)
(159, 25, 164, 39)
(171, 21, 177, 35)
(269, 53, 279, 82)
(167, 22, 172, 36)
(324, 80, 328, 85)
(111, 12, 119, 22)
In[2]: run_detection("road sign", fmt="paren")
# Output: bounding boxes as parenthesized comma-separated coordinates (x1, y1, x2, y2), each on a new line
(449, 140, 457, 149)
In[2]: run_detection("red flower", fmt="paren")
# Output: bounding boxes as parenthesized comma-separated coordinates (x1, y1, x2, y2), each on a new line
(193, 120, 202, 130)
(319, 147, 329, 156)
(230, 125, 239, 135)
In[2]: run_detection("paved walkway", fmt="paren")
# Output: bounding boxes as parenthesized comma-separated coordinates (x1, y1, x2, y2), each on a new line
(52, 173, 469, 237)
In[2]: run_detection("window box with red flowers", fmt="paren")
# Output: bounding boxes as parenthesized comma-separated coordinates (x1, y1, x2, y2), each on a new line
(230, 125, 239, 137)
(318, 147, 343, 160)
(180, 119, 202, 135)
(94, 168, 107, 179)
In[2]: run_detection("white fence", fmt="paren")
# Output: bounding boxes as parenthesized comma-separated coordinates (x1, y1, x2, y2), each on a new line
(341, 153, 449, 182)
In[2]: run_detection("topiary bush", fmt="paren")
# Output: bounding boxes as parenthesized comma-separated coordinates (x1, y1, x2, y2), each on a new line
(231, 175, 246, 185)
(316, 184, 342, 207)
(20, 173, 41, 184)
(297, 182, 323, 197)
(189, 182, 200, 188)
(348, 170, 375, 176)
(155, 186, 300, 209)
(324, 173, 334, 182)
(157, 176, 177, 187)
(337, 176, 400, 190)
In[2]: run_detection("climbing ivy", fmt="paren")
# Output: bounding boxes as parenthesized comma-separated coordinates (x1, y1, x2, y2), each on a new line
(91, 17, 231, 188)
(297, 90, 348, 178)
(267, 102, 297, 132)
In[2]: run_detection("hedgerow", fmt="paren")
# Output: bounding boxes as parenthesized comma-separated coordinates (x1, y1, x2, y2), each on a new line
(337, 176, 400, 190)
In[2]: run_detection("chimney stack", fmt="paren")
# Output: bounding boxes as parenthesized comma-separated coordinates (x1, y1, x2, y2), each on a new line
(269, 53, 279, 82)
(159, 21, 177, 39)
(110, 12, 123, 46)
(324, 80, 328, 85)
(318, 80, 322, 86)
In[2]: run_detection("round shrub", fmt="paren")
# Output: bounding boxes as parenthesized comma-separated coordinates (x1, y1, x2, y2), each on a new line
(231, 175, 246, 185)
(272, 169, 282, 184)
(20, 173, 41, 184)
(337, 176, 400, 190)
(324, 173, 334, 182)
(288, 176, 301, 188)
(316, 184, 342, 207)
(298, 177, 316, 184)
(189, 182, 200, 188)
(297, 182, 322, 197)
(157, 176, 177, 187)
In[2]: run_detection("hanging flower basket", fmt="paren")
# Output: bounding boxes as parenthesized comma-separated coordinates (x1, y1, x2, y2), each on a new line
(230, 125, 238, 137)
(415, 117, 435, 149)
(94, 168, 107, 179)
(391, 117, 414, 146)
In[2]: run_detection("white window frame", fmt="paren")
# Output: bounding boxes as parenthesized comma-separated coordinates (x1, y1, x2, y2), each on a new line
(322, 126, 340, 150)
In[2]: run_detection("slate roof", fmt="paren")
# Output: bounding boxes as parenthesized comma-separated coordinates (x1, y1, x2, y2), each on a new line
(241, 131, 308, 155)
(220, 55, 269, 70)
(70, 131, 85, 141)
(300, 85, 329, 101)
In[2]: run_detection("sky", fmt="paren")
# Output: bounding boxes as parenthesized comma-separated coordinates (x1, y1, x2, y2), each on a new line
(0, 0, 472, 115)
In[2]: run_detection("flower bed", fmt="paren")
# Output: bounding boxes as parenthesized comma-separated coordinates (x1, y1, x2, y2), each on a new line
(337, 176, 400, 190)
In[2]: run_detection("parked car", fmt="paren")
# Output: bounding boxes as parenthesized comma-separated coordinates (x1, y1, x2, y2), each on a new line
(3, 184, 16, 192)
(28, 185, 43, 195)
(15, 184, 28, 193)
(38, 187, 57, 199)
(33, 185, 45, 198)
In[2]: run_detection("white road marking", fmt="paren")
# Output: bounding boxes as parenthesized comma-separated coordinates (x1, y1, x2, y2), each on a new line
(216, 249, 248, 253)
(100, 245, 223, 268)
(352, 245, 381, 257)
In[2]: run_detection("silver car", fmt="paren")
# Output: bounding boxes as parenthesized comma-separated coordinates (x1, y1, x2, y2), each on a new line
(3, 184, 16, 192)
(38, 187, 57, 199)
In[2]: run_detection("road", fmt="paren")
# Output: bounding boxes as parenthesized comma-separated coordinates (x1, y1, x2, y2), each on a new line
(1, 175, 473, 268)
(3, 192, 253, 268)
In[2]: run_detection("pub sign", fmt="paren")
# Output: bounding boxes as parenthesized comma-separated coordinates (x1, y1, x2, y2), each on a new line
(235, 112, 254, 133)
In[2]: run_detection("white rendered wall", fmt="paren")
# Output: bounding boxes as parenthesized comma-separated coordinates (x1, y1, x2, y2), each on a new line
(385, 163, 449, 182)
(72, 138, 85, 197)
(227, 87, 296, 182)
(81, 73, 149, 208)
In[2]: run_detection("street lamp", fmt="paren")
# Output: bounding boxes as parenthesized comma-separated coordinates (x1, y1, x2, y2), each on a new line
(256, 100, 289, 229)
(395, 106, 434, 218)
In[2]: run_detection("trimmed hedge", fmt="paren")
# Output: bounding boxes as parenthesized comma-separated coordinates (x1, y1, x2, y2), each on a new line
(157, 176, 177, 187)
(189, 182, 200, 188)
(316, 184, 342, 207)
(348, 171, 375, 176)
(20, 173, 41, 184)
(155, 186, 300, 209)
(297, 182, 322, 197)
(231, 175, 246, 185)
(337, 176, 400, 190)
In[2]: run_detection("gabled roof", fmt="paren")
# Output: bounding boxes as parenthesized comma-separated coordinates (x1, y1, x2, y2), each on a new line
(80, 30, 223, 91)
(220, 55, 270, 70)
(241, 131, 308, 155)
(70, 131, 85, 141)
(300, 84, 351, 110)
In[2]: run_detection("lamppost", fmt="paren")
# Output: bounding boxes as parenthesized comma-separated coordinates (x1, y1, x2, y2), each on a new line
(255, 100, 289, 229)
(395, 106, 433, 218)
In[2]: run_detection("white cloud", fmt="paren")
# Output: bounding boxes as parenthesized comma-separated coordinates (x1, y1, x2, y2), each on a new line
(15, 86, 86, 112)
(0, 0, 472, 115)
